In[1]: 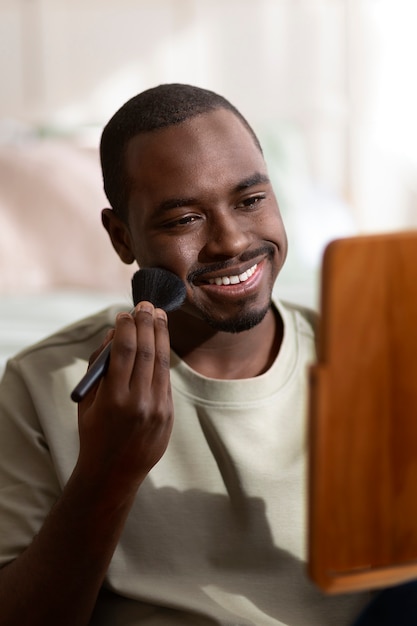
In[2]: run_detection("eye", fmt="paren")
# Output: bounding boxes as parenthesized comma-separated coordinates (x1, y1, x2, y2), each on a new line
(236, 194, 266, 210)
(177, 215, 196, 225)
(162, 213, 201, 229)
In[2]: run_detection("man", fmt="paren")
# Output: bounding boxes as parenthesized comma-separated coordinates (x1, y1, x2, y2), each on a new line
(0, 84, 369, 625)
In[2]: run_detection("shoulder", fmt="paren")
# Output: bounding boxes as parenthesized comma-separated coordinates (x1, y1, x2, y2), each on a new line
(4, 304, 128, 378)
(275, 297, 319, 340)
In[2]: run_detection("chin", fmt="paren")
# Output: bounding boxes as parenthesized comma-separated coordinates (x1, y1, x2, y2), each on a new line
(202, 303, 271, 334)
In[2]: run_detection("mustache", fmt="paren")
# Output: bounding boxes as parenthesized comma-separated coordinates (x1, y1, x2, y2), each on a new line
(187, 244, 275, 283)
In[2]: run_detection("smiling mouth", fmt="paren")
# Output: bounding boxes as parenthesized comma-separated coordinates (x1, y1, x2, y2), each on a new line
(205, 263, 258, 286)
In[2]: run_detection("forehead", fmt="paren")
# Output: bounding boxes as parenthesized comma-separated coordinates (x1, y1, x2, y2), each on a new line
(124, 108, 266, 204)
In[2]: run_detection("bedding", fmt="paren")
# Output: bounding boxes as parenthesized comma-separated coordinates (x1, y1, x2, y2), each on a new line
(0, 137, 133, 378)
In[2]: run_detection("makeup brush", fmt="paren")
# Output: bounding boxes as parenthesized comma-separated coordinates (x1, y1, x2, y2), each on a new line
(131, 267, 186, 312)
(70, 268, 186, 403)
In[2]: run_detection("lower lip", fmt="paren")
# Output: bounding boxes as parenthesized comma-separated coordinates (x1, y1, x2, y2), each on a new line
(198, 261, 265, 298)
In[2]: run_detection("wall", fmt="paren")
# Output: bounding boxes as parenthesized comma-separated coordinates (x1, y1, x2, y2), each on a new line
(1, 0, 416, 303)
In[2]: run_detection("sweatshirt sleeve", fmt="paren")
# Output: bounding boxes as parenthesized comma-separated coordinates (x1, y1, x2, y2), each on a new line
(0, 358, 61, 568)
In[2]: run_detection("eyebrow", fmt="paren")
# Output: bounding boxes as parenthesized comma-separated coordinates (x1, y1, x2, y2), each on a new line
(234, 172, 270, 192)
(155, 172, 271, 214)
(156, 197, 198, 214)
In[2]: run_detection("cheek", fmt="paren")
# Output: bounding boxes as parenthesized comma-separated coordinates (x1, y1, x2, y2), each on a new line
(269, 209, 287, 240)
(262, 211, 288, 266)
(257, 209, 286, 242)
(135, 235, 200, 276)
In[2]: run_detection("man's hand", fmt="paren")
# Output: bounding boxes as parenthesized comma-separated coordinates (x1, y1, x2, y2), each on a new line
(76, 301, 174, 493)
(0, 303, 174, 626)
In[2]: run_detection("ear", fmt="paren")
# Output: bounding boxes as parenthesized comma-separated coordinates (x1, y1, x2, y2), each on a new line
(101, 208, 135, 265)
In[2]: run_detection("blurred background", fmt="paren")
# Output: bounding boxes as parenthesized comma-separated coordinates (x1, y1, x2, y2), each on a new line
(1, 0, 416, 369)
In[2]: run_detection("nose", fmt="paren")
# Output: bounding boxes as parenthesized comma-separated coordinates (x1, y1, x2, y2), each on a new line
(202, 210, 251, 260)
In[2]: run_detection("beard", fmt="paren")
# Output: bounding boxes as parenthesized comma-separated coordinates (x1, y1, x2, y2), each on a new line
(199, 299, 272, 333)
(186, 244, 278, 333)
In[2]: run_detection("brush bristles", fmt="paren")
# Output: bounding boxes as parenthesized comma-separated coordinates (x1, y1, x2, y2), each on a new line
(131, 268, 186, 312)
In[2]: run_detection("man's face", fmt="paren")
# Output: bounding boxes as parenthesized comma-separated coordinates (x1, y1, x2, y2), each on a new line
(119, 108, 287, 333)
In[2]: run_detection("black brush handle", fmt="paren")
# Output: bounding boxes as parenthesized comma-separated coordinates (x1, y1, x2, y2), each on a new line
(70, 341, 112, 403)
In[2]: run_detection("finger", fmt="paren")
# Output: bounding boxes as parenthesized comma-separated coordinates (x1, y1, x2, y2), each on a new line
(130, 306, 174, 464)
(129, 301, 159, 395)
(105, 312, 138, 392)
(87, 328, 115, 368)
(149, 307, 171, 398)
(151, 308, 174, 428)
(129, 305, 170, 392)
(78, 329, 115, 409)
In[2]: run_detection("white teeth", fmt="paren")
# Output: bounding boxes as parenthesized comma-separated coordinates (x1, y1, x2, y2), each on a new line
(208, 263, 258, 286)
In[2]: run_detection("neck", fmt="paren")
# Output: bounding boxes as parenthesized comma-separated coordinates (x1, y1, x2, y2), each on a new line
(168, 305, 283, 380)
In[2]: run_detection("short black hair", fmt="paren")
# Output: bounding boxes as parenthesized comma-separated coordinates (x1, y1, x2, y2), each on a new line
(100, 83, 262, 220)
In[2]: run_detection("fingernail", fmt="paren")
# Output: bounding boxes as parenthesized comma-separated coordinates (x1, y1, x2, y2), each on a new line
(116, 312, 132, 321)
(137, 301, 154, 314)
(155, 308, 167, 322)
